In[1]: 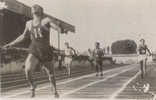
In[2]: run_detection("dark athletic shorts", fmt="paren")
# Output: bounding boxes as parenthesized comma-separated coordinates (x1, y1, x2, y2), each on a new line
(29, 42, 53, 63)
(95, 58, 103, 66)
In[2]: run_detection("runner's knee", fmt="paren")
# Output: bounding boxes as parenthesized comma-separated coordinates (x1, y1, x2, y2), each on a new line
(48, 74, 54, 79)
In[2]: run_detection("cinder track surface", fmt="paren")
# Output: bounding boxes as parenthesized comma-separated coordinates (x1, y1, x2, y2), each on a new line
(1, 63, 156, 99)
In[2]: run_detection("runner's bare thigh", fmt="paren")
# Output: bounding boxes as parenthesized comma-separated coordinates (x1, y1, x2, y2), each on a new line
(25, 54, 39, 72)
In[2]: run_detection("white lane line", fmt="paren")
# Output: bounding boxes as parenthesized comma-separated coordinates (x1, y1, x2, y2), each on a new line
(61, 66, 135, 97)
(109, 71, 140, 99)
(4, 65, 128, 98)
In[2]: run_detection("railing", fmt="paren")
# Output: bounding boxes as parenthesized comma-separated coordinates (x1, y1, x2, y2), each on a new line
(104, 54, 139, 57)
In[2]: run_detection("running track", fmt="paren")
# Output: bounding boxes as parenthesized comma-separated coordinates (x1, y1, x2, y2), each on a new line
(2, 63, 156, 99)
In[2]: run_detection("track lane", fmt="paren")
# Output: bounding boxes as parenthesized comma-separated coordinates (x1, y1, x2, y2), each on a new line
(64, 65, 139, 99)
(2, 64, 139, 98)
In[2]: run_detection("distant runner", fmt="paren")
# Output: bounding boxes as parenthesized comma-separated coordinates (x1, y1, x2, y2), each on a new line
(3, 4, 60, 98)
(138, 39, 152, 79)
(63, 42, 76, 77)
(93, 42, 104, 76)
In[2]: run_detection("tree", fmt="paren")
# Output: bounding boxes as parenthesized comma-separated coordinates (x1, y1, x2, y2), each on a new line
(111, 39, 137, 54)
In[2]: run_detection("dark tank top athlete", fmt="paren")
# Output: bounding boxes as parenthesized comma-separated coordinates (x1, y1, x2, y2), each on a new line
(3, 4, 60, 98)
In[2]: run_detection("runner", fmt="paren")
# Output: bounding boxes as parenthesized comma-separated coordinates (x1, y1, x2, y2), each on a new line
(63, 42, 76, 77)
(138, 38, 152, 79)
(3, 4, 60, 98)
(93, 42, 104, 76)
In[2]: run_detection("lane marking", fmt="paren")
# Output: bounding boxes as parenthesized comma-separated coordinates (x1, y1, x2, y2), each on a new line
(4, 64, 135, 98)
(4, 65, 129, 98)
(109, 71, 140, 99)
(61, 66, 135, 97)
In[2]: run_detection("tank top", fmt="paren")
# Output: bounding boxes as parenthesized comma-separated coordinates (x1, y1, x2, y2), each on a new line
(65, 47, 74, 56)
(139, 44, 147, 54)
(94, 48, 103, 58)
(29, 19, 50, 45)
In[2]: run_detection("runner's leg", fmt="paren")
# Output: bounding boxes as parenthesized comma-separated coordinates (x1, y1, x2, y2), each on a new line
(144, 58, 147, 75)
(43, 61, 59, 98)
(142, 58, 147, 78)
(65, 57, 71, 77)
(65, 59, 69, 77)
(99, 60, 103, 76)
(67, 64, 70, 77)
(68, 59, 72, 77)
(25, 54, 39, 97)
(140, 60, 144, 79)
(96, 61, 99, 76)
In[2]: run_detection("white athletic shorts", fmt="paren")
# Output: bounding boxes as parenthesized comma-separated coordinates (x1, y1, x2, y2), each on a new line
(63, 57, 72, 66)
(138, 54, 147, 62)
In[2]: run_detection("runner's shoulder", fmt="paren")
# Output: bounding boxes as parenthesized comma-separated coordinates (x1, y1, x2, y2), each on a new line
(43, 17, 59, 25)
(42, 17, 51, 23)
(43, 17, 52, 24)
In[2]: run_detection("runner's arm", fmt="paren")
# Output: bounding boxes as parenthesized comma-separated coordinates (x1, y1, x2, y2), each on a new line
(70, 47, 77, 55)
(48, 18, 61, 33)
(4, 22, 30, 47)
(137, 45, 140, 55)
(146, 46, 152, 56)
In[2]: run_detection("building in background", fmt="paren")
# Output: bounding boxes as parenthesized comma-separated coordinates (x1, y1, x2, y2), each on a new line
(0, 0, 75, 47)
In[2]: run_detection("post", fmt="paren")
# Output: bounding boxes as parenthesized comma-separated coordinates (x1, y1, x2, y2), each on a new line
(58, 31, 60, 51)
(58, 31, 62, 70)
(0, 9, 4, 73)
(0, 10, 4, 45)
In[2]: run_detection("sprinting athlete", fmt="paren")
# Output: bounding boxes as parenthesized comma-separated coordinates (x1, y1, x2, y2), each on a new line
(93, 42, 104, 76)
(138, 39, 151, 79)
(63, 42, 76, 77)
(3, 5, 60, 98)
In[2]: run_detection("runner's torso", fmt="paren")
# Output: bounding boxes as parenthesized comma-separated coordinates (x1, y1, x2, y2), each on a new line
(65, 47, 74, 57)
(139, 44, 147, 55)
(27, 17, 51, 45)
(93, 48, 103, 59)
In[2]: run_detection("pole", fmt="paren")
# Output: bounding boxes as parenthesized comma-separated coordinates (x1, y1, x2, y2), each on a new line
(0, 10, 4, 70)
(58, 31, 62, 70)
(0, 9, 4, 46)
(58, 31, 60, 51)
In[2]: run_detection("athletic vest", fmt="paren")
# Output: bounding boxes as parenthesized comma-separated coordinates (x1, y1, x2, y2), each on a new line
(93, 48, 103, 58)
(139, 44, 147, 54)
(65, 47, 74, 56)
(28, 19, 50, 45)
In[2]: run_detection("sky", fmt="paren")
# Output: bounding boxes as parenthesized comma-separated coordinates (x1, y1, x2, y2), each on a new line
(17, 0, 156, 52)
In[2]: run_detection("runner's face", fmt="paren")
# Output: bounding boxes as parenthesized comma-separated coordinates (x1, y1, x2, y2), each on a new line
(31, 7, 43, 18)
(140, 40, 145, 45)
(65, 43, 69, 48)
(95, 43, 100, 48)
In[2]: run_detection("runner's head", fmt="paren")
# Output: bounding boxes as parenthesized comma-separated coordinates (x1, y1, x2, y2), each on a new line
(65, 42, 69, 48)
(95, 42, 100, 48)
(31, 4, 44, 18)
(140, 38, 145, 45)
(88, 48, 91, 52)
